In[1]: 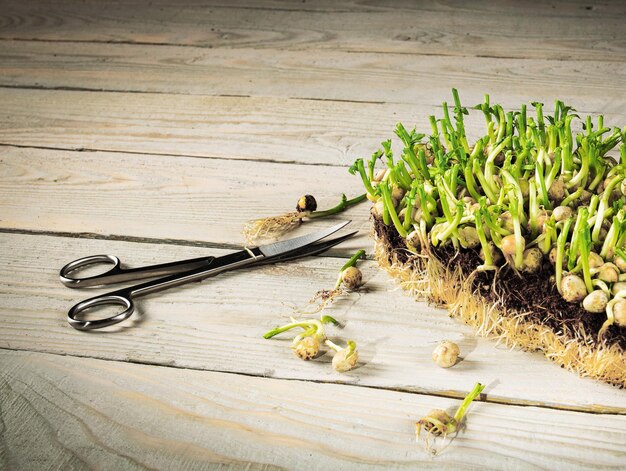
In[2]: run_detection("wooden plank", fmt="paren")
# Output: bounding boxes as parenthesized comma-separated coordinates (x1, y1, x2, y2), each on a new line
(1, 232, 625, 412)
(0, 1, 625, 61)
(0, 89, 624, 166)
(0, 146, 370, 254)
(0, 87, 402, 166)
(163, 0, 626, 17)
(1, 350, 625, 470)
(1, 41, 625, 113)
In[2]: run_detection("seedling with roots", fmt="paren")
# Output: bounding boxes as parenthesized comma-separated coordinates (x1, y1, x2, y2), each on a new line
(432, 340, 460, 368)
(263, 317, 331, 361)
(598, 289, 626, 341)
(416, 382, 485, 455)
(310, 250, 366, 310)
(243, 193, 366, 244)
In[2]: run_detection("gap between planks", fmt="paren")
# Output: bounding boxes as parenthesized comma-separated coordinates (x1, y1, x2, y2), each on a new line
(0, 145, 371, 255)
(1, 345, 622, 416)
(2, 348, 625, 470)
(0, 227, 368, 260)
(0, 83, 387, 106)
(0, 89, 624, 168)
(0, 142, 348, 168)
(1, 39, 624, 112)
(1, 0, 625, 61)
(0, 37, 605, 63)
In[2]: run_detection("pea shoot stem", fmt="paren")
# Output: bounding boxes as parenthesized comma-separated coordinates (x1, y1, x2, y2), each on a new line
(334, 250, 366, 290)
(453, 383, 485, 423)
(308, 193, 367, 219)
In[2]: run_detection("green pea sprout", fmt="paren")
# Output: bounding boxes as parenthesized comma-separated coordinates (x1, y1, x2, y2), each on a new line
(352, 89, 626, 337)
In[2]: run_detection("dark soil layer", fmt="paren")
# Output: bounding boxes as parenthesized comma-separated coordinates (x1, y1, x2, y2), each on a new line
(374, 217, 626, 350)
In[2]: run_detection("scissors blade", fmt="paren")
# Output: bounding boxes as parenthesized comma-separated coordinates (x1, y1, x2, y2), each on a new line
(257, 230, 358, 265)
(257, 220, 351, 258)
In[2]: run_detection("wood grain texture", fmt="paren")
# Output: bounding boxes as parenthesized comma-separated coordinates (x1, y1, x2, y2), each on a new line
(0, 87, 407, 166)
(0, 146, 370, 253)
(3, 0, 626, 468)
(0, 0, 625, 61)
(0, 88, 624, 167)
(1, 40, 625, 113)
(1, 350, 626, 471)
(1, 232, 625, 412)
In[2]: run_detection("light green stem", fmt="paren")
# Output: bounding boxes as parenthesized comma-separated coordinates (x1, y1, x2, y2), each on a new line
(334, 250, 366, 289)
(453, 383, 485, 423)
(264, 320, 321, 339)
(309, 193, 367, 219)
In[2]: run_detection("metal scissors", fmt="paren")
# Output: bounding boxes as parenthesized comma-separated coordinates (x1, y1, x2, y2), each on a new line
(60, 221, 356, 331)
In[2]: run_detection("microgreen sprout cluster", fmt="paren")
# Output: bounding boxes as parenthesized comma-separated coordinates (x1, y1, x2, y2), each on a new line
(351, 90, 626, 340)
(264, 251, 366, 372)
(243, 193, 366, 244)
(416, 382, 485, 455)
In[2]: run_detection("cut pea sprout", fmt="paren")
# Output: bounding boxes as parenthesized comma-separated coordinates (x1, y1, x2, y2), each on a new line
(432, 340, 460, 368)
(310, 250, 366, 310)
(325, 339, 359, 372)
(297, 194, 318, 212)
(336, 250, 366, 290)
(263, 316, 359, 372)
(243, 193, 366, 244)
(352, 89, 626, 341)
(416, 382, 485, 455)
(263, 317, 329, 361)
(264, 252, 365, 371)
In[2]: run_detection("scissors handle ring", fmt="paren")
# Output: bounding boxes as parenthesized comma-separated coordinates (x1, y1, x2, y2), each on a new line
(60, 254, 121, 287)
(67, 294, 134, 330)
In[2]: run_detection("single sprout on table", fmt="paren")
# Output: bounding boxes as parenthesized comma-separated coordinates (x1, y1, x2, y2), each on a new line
(263, 317, 330, 360)
(296, 194, 318, 212)
(432, 340, 460, 368)
(310, 250, 366, 310)
(243, 193, 366, 244)
(341, 266, 363, 290)
(325, 339, 359, 372)
(416, 382, 485, 455)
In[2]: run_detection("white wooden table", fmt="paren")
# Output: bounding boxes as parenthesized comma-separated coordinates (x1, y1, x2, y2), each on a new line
(1, 1, 625, 469)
